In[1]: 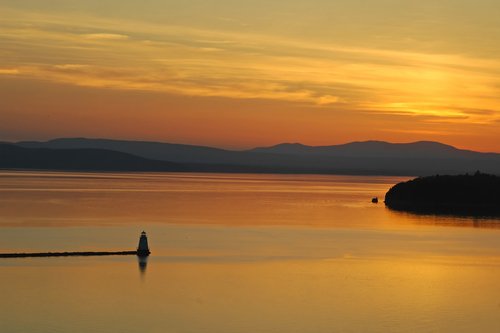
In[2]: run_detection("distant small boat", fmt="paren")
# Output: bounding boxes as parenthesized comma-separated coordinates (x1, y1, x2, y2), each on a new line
(372, 197, 378, 203)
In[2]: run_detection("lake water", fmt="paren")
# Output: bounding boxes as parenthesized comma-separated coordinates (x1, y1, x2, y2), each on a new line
(1, 171, 500, 332)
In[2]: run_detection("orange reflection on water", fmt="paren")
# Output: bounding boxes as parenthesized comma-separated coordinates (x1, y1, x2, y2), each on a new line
(2, 255, 500, 333)
(0, 171, 410, 228)
(2, 171, 500, 332)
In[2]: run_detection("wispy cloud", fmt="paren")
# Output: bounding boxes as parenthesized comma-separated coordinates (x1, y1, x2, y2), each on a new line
(0, 68, 20, 75)
(82, 33, 129, 40)
(1, 7, 500, 124)
(53, 64, 90, 70)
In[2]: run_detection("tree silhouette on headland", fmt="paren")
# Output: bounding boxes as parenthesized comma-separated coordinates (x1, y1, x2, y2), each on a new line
(385, 172, 500, 216)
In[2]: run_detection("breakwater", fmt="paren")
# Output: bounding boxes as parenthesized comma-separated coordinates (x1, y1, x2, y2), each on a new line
(0, 251, 137, 258)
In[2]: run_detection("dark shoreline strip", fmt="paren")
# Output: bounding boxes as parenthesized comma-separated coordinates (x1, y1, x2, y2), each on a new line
(0, 251, 137, 258)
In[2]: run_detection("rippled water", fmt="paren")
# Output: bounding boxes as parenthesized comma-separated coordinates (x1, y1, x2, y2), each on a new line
(1, 171, 500, 332)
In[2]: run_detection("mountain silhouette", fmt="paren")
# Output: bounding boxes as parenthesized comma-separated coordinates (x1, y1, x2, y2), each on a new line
(0, 144, 185, 172)
(7, 138, 500, 175)
(249, 141, 490, 159)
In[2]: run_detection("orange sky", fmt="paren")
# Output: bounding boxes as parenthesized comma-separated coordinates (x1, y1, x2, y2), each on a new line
(1, 1, 500, 151)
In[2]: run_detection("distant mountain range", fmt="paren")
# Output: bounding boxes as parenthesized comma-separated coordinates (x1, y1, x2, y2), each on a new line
(250, 141, 489, 159)
(0, 144, 185, 172)
(1, 138, 499, 176)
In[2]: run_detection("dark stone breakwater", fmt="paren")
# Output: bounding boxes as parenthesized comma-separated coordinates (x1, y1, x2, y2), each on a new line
(0, 251, 138, 258)
(0, 231, 151, 259)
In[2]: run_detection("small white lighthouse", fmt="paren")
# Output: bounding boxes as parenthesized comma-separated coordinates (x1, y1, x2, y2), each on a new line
(137, 231, 151, 257)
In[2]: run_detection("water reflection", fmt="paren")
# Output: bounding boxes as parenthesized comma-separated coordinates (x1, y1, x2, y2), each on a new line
(138, 255, 148, 277)
(386, 208, 500, 229)
(0, 171, 408, 229)
(3, 172, 500, 332)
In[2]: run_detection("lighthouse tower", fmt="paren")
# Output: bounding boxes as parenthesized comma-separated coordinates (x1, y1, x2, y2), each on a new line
(137, 231, 151, 257)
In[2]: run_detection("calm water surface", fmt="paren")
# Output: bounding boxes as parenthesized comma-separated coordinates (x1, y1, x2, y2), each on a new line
(1, 171, 500, 333)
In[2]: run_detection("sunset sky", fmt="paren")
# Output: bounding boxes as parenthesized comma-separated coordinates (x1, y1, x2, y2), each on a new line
(1, 0, 500, 151)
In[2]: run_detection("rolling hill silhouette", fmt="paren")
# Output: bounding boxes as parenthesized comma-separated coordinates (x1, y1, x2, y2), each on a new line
(249, 141, 487, 159)
(5, 138, 500, 175)
(0, 144, 185, 172)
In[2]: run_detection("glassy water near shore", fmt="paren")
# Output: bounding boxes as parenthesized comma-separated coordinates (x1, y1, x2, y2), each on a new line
(1, 171, 500, 333)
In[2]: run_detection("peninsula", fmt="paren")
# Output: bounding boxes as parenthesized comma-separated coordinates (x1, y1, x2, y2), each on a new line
(384, 172, 500, 216)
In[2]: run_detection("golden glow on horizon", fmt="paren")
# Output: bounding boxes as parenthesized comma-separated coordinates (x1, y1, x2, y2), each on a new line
(1, 1, 500, 151)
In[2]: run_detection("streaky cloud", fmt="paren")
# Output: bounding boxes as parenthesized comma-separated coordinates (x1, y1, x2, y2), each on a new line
(0, 6, 499, 125)
(82, 33, 129, 40)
